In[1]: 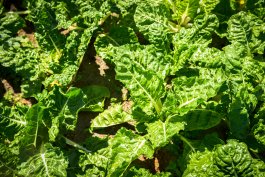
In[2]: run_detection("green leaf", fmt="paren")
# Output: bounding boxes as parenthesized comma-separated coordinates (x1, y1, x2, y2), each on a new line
(46, 86, 108, 141)
(228, 85, 258, 139)
(0, 142, 20, 177)
(178, 109, 223, 131)
(98, 44, 173, 79)
(199, 0, 220, 14)
(183, 150, 217, 177)
(214, 140, 255, 176)
(227, 11, 265, 55)
(246, 0, 265, 20)
(0, 102, 27, 140)
(0, 13, 25, 34)
(172, 14, 219, 71)
(20, 103, 47, 148)
(81, 85, 110, 112)
(18, 143, 68, 177)
(95, 26, 138, 50)
(126, 167, 172, 177)
(91, 103, 133, 130)
(134, 1, 172, 48)
(184, 139, 265, 176)
(80, 128, 154, 177)
(146, 118, 185, 148)
(110, 47, 165, 115)
(253, 120, 265, 146)
(163, 68, 225, 116)
(174, 0, 200, 26)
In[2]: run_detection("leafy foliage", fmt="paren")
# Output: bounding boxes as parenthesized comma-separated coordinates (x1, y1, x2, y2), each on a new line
(0, 0, 265, 176)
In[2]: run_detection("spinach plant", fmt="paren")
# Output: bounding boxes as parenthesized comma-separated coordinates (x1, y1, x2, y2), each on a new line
(0, 0, 265, 176)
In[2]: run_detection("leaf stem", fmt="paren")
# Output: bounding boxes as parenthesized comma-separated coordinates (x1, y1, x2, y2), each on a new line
(0, 159, 17, 174)
(178, 134, 195, 152)
(62, 136, 91, 153)
(5, 10, 31, 15)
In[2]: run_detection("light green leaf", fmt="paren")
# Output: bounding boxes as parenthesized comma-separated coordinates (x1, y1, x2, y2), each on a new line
(134, 1, 172, 48)
(227, 11, 265, 55)
(98, 44, 173, 79)
(90, 103, 133, 130)
(0, 102, 27, 140)
(47, 86, 108, 141)
(21, 103, 47, 148)
(183, 150, 217, 177)
(253, 120, 265, 146)
(199, 0, 220, 14)
(80, 128, 154, 177)
(163, 68, 225, 116)
(126, 166, 172, 177)
(18, 143, 68, 177)
(110, 47, 165, 115)
(172, 14, 219, 71)
(174, 0, 200, 26)
(146, 118, 185, 148)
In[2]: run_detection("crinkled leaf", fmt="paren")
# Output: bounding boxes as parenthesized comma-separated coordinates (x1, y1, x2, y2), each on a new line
(0, 142, 20, 177)
(109, 47, 165, 115)
(80, 128, 154, 177)
(146, 118, 185, 148)
(163, 68, 225, 116)
(126, 167, 172, 177)
(214, 140, 255, 176)
(20, 103, 47, 149)
(184, 139, 265, 176)
(46, 86, 108, 141)
(174, 0, 200, 26)
(183, 150, 218, 177)
(0, 102, 27, 140)
(172, 14, 219, 71)
(199, 0, 220, 14)
(134, 2, 172, 48)
(18, 143, 68, 177)
(253, 120, 265, 146)
(246, 0, 265, 20)
(90, 103, 133, 130)
(227, 11, 265, 55)
(98, 44, 173, 79)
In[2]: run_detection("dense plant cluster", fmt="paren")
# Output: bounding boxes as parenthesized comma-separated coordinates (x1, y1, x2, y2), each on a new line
(0, 0, 265, 176)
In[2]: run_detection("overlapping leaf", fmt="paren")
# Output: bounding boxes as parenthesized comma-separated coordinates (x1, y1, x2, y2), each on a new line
(227, 11, 265, 55)
(184, 140, 265, 176)
(18, 143, 68, 177)
(134, 1, 172, 48)
(80, 128, 154, 177)
(91, 103, 133, 130)
(146, 118, 185, 148)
